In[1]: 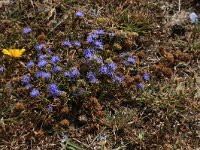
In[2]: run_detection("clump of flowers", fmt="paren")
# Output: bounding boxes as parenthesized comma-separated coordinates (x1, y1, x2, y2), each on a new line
(11, 23, 150, 110)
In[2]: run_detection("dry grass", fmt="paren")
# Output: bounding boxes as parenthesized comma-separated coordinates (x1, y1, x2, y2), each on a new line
(0, 0, 199, 149)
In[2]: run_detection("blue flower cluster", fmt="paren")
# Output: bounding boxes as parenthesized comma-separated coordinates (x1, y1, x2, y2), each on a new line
(86, 71, 98, 83)
(64, 68, 80, 79)
(19, 26, 150, 100)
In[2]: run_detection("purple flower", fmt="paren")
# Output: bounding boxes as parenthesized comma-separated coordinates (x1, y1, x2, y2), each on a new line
(64, 71, 71, 77)
(38, 60, 48, 68)
(96, 58, 103, 64)
(98, 135, 106, 141)
(26, 61, 34, 68)
(71, 68, 80, 78)
(119, 52, 130, 58)
(21, 75, 30, 84)
(95, 29, 104, 35)
(119, 53, 126, 58)
(85, 53, 96, 59)
(47, 48, 53, 54)
(0, 66, 4, 73)
(47, 104, 53, 113)
(52, 66, 62, 73)
(136, 83, 144, 90)
(36, 71, 45, 78)
(143, 74, 150, 81)
(113, 75, 124, 83)
(36, 71, 51, 79)
(94, 40, 104, 49)
(74, 41, 81, 47)
(35, 43, 45, 51)
(23, 27, 32, 34)
(51, 55, 60, 64)
(75, 11, 84, 17)
(87, 33, 97, 43)
(99, 66, 108, 74)
(108, 33, 115, 36)
(99, 66, 114, 75)
(87, 71, 98, 83)
(43, 72, 51, 80)
(48, 83, 61, 97)
(30, 89, 39, 97)
(108, 62, 117, 70)
(127, 57, 136, 64)
(83, 48, 94, 55)
(25, 84, 33, 89)
(83, 48, 97, 59)
(64, 69, 79, 79)
(38, 54, 47, 60)
(62, 40, 73, 48)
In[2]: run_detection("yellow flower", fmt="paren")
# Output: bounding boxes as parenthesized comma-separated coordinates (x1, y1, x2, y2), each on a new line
(2, 49, 25, 58)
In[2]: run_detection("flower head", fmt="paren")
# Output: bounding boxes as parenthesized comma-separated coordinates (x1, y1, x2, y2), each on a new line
(113, 74, 124, 83)
(143, 73, 150, 81)
(38, 60, 48, 68)
(0, 66, 4, 73)
(94, 40, 104, 49)
(21, 75, 30, 84)
(25, 84, 33, 89)
(62, 40, 73, 48)
(74, 41, 81, 47)
(43, 72, 51, 80)
(48, 83, 61, 97)
(36, 71, 45, 78)
(2, 49, 25, 58)
(108, 62, 117, 70)
(36, 71, 51, 80)
(87, 33, 97, 43)
(127, 57, 136, 64)
(136, 83, 144, 90)
(52, 66, 62, 73)
(99, 65, 114, 76)
(35, 43, 45, 51)
(119, 52, 130, 58)
(30, 89, 39, 98)
(75, 11, 84, 17)
(47, 48, 53, 54)
(26, 61, 34, 68)
(47, 104, 53, 113)
(83, 48, 94, 55)
(99, 66, 108, 74)
(38, 54, 47, 60)
(95, 29, 104, 35)
(64, 71, 71, 78)
(98, 135, 106, 141)
(23, 27, 32, 34)
(51, 55, 60, 64)
(96, 58, 103, 64)
(87, 71, 99, 83)
(108, 32, 115, 36)
(71, 68, 80, 78)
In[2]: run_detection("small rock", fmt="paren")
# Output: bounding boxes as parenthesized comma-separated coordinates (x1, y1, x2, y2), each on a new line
(189, 12, 198, 24)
